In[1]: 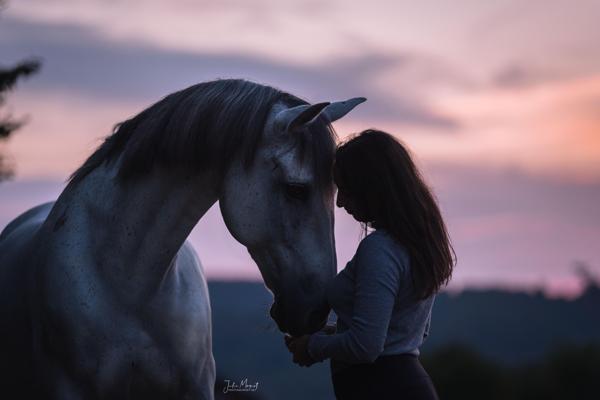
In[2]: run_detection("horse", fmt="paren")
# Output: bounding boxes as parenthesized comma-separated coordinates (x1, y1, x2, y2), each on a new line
(0, 79, 365, 399)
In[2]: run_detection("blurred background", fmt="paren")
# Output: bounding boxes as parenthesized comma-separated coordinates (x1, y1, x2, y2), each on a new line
(1, 0, 599, 398)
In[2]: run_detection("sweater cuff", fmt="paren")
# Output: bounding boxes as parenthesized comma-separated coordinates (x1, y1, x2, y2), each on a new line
(307, 332, 331, 362)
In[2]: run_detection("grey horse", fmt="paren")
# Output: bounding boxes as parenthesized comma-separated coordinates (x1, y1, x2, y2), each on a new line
(0, 79, 365, 399)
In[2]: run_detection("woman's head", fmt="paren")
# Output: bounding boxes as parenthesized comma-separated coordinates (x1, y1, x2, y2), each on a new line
(334, 129, 455, 299)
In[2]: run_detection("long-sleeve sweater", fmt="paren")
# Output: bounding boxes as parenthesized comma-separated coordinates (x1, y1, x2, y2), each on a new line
(307, 229, 435, 374)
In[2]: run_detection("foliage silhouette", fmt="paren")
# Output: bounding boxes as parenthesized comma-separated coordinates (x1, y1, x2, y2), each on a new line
(422, 343, 600, 400)
(0, 0, 41, 181)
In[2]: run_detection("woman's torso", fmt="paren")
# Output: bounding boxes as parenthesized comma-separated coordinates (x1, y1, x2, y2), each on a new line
(327, 229, 435, 374)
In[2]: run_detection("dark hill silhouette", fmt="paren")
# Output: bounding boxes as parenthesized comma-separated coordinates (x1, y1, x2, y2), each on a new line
(422, 343, 600, 400)
(421, 284, 600, 364)
(208, 280, 600, 400)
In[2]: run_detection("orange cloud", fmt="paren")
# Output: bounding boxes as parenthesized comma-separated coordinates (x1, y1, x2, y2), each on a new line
(396, 74, 600, 183)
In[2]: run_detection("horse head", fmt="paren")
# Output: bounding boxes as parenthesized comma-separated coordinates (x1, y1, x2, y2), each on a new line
(220, 97, 365, 336)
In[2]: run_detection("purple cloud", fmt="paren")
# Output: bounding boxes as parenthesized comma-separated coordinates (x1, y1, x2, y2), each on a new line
(0, 16, 459, 129)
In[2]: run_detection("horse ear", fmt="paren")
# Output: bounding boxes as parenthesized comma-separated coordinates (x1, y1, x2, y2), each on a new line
(322, 97, 367, 123)
(275, 102, 330, 132)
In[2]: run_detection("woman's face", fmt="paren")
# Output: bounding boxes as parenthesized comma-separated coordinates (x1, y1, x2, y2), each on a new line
(333, 165, 370, 223)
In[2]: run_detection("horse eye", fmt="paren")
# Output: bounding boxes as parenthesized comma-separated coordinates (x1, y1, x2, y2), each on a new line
(284, 182, 310, 201)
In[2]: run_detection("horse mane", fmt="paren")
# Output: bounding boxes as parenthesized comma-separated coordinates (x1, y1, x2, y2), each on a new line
(69, 79, 336, 187)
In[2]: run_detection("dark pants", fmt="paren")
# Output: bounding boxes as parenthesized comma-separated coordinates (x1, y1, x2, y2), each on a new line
(331, 354, 439, 400)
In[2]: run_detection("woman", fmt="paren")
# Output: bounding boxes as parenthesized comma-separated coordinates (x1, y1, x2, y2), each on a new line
(285, 129, 454, 400)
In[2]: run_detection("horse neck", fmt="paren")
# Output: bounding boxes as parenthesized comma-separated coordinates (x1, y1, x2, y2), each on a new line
(54, 162, 219, 300)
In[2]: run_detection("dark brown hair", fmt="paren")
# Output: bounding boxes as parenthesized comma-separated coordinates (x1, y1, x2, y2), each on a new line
(335, 129, 455, 299)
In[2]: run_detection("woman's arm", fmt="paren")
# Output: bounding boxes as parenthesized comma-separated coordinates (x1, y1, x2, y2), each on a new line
(307, 237, 402, 364)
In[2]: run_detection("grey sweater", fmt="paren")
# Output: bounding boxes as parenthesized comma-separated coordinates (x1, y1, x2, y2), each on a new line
(307, 229, 435, 374)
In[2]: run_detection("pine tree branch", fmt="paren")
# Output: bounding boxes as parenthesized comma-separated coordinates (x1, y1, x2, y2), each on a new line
(0, 59, 41, 93)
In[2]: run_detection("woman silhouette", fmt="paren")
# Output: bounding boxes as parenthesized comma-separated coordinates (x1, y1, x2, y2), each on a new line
(286, 129, 454, 400)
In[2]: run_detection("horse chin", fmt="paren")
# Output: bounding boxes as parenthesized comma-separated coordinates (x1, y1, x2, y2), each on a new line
(269, 301, 328, 336)
(268, 302, 292, 335)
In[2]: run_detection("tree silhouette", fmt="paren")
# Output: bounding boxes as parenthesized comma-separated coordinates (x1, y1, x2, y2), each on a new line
(0, 0, 41, 182)
(573, 260, 600, 290)
(422, 343, 600, 400)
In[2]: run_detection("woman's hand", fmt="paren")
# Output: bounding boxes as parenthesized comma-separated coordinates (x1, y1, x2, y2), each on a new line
(284, 334, 316, 367)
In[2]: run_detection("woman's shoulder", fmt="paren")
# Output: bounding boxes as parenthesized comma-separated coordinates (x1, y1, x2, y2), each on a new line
(356, 229, 410, 269)
(358, 228, 405, 250)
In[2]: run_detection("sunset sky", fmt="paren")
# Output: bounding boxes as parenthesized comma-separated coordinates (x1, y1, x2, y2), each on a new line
(1, 0, 599, 297)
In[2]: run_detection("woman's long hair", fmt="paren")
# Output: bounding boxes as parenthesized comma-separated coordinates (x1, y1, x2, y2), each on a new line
(335, 129, 455, 299)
